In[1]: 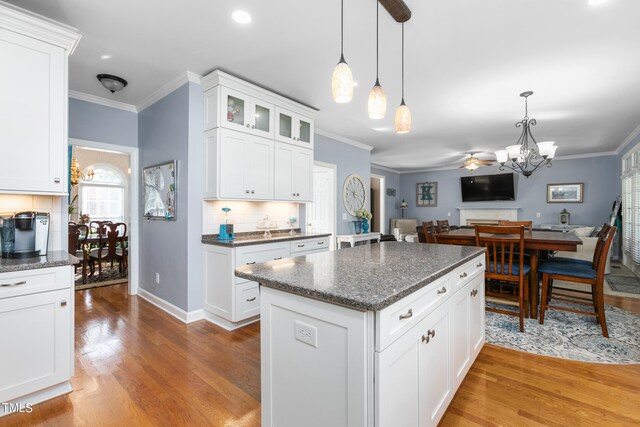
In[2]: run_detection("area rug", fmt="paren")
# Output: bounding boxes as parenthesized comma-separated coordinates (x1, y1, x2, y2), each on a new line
(74, 262, 127, 291)
(485, 301, 640, 364)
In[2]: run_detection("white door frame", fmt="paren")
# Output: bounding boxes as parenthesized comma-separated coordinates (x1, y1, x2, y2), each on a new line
(370, 173, 386, 234)
(311, 161, 337, 250)
(70, 138, 139, 295)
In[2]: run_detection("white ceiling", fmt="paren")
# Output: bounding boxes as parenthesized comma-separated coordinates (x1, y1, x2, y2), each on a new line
(8, 0, 640, 171)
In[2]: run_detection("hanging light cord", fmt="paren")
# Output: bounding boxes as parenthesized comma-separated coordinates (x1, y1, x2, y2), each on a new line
(401, 22, 405, 101)
(376, 0, 379, 81)
(340, 0, 344, 55)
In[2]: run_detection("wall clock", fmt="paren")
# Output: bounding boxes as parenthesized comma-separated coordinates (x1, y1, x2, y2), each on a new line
(343, 173, 366, 216)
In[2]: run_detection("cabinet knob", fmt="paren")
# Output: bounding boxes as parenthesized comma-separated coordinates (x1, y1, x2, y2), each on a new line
(60, 300, 67, 307)
(292, 193, 296, 196)
(246, 190, 250, 194)
(54, 177, 61, 183)
(399, 308, 413, 320)
(470, 289, 478, 297)
(476, 262, 483, 268)
(297, 193, 300, 196)
(459, 272, 468, 278)
(251, 190, 255, 194)
(437, 286, 447, 294)
(247, 297, 257, 302)
(251, 125, 255, 129)
(246, 124, 250, 127)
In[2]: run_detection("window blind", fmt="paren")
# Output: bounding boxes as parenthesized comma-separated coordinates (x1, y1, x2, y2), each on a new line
(622, 150, 640, 264)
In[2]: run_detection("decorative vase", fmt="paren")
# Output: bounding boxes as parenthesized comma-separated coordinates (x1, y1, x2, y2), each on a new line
(353, 220, 363, 234)
(362, 219, 370, 234)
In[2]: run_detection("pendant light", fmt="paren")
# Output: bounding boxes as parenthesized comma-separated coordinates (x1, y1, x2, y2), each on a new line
(332, 0, 354, 103)
(395, 22, 411, 134)
(368, 0, 386, 119)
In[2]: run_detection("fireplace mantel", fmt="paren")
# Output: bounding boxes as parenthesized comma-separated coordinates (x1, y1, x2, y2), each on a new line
(457, 207, 520, 226)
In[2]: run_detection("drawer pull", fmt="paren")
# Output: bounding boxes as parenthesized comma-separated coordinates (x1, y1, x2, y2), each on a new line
(470, 289, 478, 297)
(437, 287, 447, 294)
(0, 280, 26, 287)
(317, 241, 324, 245)
(53, 177, 61, 183)
(246, 297, 257, 302)
(476, 262, 483, 268)
(246, 261, 256, 265)
(61, 300, 67, 307)
(459, 272, 468, 278)
(297, 244, 305, 248)
(273, 257, 282, 260)
(399, 308, 413, 320)
(421, 329, 436, 344)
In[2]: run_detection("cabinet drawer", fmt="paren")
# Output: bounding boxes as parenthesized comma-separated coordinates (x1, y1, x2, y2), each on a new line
(235, 282, 260, 321)
(452, 255, 485, 292)
(0, 266, 71, 299)
(235, 242, 290, 284)
(290, 237, 329, 254)
(376, 275, 451, 352)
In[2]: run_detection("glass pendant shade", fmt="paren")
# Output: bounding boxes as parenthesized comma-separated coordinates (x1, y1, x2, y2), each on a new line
(332, 56, 354, 103)
(395, 101, 411, 134)
(537, 140, 556, 157)
(506, 144, 523, 160)
(495, 150, 509, 163)
(368, 81, 387, 119)
(547, 145, 558, 159)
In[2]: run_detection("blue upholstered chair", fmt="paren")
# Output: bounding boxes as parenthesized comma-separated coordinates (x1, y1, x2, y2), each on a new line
(538, 224, 616, 337)
(475, 225, 530, 332)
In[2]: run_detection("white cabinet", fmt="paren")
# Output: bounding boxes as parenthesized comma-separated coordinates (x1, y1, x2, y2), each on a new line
(202, 70, 316, 202)
(0, 266, 74, 411)
(0, 3, 80, 195)
(274, 143, 313, 201)
(275, 107, 314, 148)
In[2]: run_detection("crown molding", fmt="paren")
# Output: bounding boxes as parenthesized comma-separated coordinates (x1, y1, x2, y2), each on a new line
(137, 71, 202, 112)
(0, 1, 81, 53)
(552, 151, 617, 160)
(315, 128, 374, 152)
(616, 122, 640, 154)
(69, 90, 138, 113)
(370, 163, 402, 174)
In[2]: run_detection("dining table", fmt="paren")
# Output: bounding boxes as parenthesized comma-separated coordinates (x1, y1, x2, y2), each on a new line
(435, 228, 583, 318)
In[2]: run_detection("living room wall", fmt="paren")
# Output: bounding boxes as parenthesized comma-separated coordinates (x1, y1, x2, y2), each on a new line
(398, 154, 618, 228)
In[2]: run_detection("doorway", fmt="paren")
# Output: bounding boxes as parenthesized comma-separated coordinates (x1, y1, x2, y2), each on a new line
(69, 138, 139, 295)
(370, 174, 385, 234)
(306, 161, 337, 250)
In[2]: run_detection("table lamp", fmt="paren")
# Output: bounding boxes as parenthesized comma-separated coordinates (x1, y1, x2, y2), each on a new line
(400, 200, 409, 218)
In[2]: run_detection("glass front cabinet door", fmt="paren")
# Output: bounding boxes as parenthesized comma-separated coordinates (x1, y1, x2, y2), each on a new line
(275, 107, 314, 148)
(221, 87, 274, 138)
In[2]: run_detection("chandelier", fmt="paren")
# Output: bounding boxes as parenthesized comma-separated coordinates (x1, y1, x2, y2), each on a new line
(70, 157, 94, 186)
(494, 91, 557, 178)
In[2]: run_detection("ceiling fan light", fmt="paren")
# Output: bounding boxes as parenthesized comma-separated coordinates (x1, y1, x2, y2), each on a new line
(394, 101, 411, 134)
(466, 163, 480, 171)
(368, 81, 387, 120)
(495, 150, 509, 163)
(97, 74, 128, 93)
(332, 57, 354, 103)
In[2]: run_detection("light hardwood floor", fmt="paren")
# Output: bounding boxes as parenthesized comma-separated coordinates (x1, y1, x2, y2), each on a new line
(3, 285, 639, 426)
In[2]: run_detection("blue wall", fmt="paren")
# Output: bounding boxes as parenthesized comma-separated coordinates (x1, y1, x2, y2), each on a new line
(314, 134, 371, 234)
(371, 167, 401, 234)
(69, 98, 138, 146)
(399, 155, 619, 228)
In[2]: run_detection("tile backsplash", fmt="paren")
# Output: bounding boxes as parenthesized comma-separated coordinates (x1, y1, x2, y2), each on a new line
(204, 200, 301, 234)
(0, 194, 64, 252)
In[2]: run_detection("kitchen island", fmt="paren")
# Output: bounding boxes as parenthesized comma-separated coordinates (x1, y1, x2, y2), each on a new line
(235, 242, 486, 427)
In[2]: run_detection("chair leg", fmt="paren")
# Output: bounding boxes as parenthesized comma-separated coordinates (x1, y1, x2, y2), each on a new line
(539, 273, 550, 325)
(519, 278, 524, 332)
(595, 282, 609, 338)
(98, 258, 103, 281)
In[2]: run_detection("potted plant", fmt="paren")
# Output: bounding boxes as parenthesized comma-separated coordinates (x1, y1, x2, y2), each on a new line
(68, 195, 78, 222)
(356, 209, 372, 234)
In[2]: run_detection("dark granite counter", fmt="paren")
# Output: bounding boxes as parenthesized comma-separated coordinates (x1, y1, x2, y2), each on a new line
(202, 230, 332, 247)
(235, 242, 485, 311)
(0, 251, 79, 274)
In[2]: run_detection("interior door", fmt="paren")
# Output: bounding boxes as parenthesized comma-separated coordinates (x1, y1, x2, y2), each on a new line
(306, 166, 334, 243)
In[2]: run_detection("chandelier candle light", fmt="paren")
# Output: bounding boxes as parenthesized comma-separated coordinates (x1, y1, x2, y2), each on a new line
(70, 157, 94, 186)
(494, 91, 557, 178)
(368, 0, 386, 119)
(332, 0, 354, 103)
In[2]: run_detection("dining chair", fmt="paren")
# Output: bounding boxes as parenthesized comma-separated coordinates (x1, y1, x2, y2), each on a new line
(68, 224, 89, 283)
(538, 224, 616, 337)
(475, 225, 530, 332)
(89, 220, 113, 235)
(89, 222, 127, 281)
(437, 219, 451, 233)
(498, 220, 533, 232)
(421, 221, 437, 243)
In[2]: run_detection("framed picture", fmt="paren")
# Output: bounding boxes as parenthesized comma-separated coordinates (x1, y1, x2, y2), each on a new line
(143, 160, 177, 220)
(386, 188, 397, 197)
(416, 182, 437, 207)
(547, 183, 583, 203)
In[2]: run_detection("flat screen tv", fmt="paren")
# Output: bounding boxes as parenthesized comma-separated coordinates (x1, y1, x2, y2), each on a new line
(460, 173, 515, 202)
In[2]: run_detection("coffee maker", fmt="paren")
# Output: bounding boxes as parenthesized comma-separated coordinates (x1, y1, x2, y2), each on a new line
(1, 212, 50, 258)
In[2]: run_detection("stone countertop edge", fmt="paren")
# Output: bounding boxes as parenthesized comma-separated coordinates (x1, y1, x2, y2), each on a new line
(0, 251, 79, 273)
(201, 232, 332, 247)
(235, 245, 486, 312)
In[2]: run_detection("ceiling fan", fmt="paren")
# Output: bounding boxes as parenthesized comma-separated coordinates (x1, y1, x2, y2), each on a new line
(459, 153, 494, 171)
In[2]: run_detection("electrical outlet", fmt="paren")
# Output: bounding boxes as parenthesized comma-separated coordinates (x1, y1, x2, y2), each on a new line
(447, 212, 451, 217)
(536, 212, 541, 218)
(155, 273, 160, 284)
(342, 213, 348, 220)
(294, 320, 318, 348)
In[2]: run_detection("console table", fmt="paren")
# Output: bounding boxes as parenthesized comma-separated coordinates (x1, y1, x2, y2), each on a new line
(336, 232, 381, 249)
(540, 224, 587, 232)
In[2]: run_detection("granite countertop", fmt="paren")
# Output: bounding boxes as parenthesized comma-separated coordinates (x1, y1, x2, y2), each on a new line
(0, 251, 79, 274)
(235, 242, 485, 311)
(202, 230, 332, 247)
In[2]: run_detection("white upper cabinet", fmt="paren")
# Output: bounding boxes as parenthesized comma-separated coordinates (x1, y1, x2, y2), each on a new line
(221, 87, 275, 138)
(0, 3, 81, 195)
(274, 143, 313, 202)
(275, 107, 314, 148)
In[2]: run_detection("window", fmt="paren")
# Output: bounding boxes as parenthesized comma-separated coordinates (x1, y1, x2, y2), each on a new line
(80, 166, 126, 223)
(622, 148, 640, 264)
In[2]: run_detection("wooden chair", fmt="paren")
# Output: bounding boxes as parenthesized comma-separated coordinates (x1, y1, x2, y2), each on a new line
(437, 219, 451, 232)
(89, 220, 112, 235)
(538, 224, 616, 337)
(421, 222, 437, 243)
(475, 225, 530, 332)
(89, 223, 127, 281)
(68, 224, 89, 283)
(498, 220, 533, 232)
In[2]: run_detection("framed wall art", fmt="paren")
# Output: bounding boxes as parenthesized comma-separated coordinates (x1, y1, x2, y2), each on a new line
(143, 160, 177, 220)
(416, 182, 437, 207)
(547, 183, 583, 203)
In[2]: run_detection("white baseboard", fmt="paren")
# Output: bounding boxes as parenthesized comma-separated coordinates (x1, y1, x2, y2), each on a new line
(137, 288, 204, 324)
(1, 381, 72, 417)
(203, 310, 259, 331)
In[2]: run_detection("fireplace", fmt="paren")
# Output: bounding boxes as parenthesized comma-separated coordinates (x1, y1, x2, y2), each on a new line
(458, 208, 519, 226)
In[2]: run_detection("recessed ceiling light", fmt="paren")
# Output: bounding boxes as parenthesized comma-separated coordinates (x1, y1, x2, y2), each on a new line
(588, 0, 609, 5)
(232, 10, 252, 24)
(100, 54, 112, 60)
